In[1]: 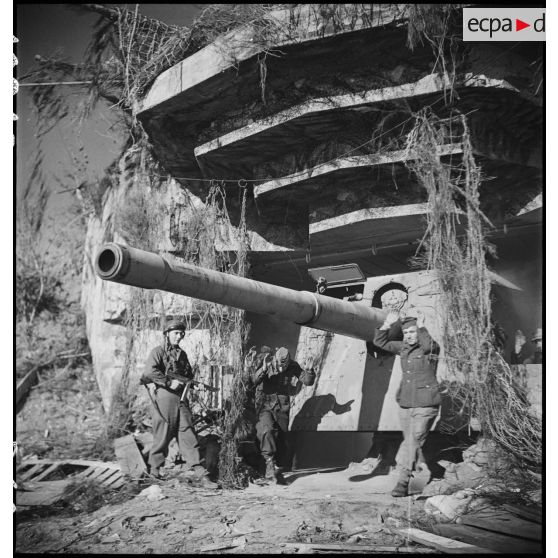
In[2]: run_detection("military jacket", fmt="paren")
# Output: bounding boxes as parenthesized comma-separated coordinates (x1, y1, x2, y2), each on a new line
(249, 359, 316, 415)
(374, 326, 441, 408)
(511, 347, 542, 365)
(142, 344, 193, 394)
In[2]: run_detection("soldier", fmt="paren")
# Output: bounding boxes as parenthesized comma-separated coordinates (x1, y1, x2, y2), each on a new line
(373, 311, 441, 497)
(511, 327, 543, 364)
(141, 319, 217, 488)
(247, 346, 316, 483)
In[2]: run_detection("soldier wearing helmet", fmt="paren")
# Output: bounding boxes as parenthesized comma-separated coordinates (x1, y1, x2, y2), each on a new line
(511, 327, 543, 365)
(246, 346, 316, 483)
(141, 319, 216, 487)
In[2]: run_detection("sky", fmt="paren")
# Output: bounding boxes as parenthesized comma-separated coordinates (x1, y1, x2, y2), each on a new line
(15, 4, 203, 214)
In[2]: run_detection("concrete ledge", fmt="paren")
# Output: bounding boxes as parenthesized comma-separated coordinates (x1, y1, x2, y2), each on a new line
(138, 4, 407, 114)
(195, 74, 520, 159)
(310, 203, 430, 235)
(254, 144, 462, 200)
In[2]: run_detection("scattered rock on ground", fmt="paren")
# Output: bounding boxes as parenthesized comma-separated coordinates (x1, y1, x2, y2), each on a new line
(138, 485, 166, 501)
(424, 489, 475, 522)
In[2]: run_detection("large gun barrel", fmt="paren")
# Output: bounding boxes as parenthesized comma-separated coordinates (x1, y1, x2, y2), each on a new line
(95, 243, 387, 341)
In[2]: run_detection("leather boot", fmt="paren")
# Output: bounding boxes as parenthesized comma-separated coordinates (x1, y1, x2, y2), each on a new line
(192, 466, 219, 489)
(391, 480, 410, 497)
(199, 474, 219, 490)
(265, 458, 277, 481)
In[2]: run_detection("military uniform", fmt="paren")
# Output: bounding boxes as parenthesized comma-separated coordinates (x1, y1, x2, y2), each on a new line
(511, 327, 543, 365)
(248, 350, 315, 470)
(142, 343, 204, 474)
(373, 323, 441, 486)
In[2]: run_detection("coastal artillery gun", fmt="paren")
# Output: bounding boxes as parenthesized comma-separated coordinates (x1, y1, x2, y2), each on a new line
(94, 243, 388, 340)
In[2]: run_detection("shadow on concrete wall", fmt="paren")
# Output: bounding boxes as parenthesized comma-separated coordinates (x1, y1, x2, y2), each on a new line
(290, 393, 355, 431)
(358, 353, 396, 430)
(358, 320, 402, 429)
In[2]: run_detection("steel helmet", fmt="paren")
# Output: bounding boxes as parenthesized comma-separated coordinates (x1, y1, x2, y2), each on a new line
(163, 319, 186, 334)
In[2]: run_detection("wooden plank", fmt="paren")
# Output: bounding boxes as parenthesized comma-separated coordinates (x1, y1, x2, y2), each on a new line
(114, 435, 147, 477)
(74, 466, 123, 487)
(20, 458, 120, 470)
(461, 516, 542, 542)
(434, 524, 542, 555)
(108, 476, 126, 489)
(398, 528, 497, 554)
(502, 504, 542, 524)
(95, 468, 121, 484)
(285, 542, 436, 553)
(30, 463, 61, 482)
(79, 467, 108, 481)
(103, 472, 125, 487)
(19, 464, 46, 481)
(76, 466, 97, 479)
(134, 432, 153, 458)
(15, 480, 73, 506)
(200, 537, 247, 552)
(16, 366, 41, 407)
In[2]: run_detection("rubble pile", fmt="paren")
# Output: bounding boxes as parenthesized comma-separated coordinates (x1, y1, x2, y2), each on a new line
(421, 438, 541, 523)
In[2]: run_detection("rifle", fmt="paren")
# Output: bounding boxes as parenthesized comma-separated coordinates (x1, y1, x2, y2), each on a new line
(164, 371, 220, 393)
(140, 372, 220, 423)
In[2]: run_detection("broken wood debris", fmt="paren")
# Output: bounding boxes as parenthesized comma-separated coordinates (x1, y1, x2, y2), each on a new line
(16, 480, 74, 507)
(284, 542, 436, 553)
(501, 503, 542, 524)
(460, 514, 542, 542)
(114, 434, 148, 477)
(200, 536, 247, 552)
(15, 458, 125, 507)
(223, 529, 262, 538)
(433, 523, 542, 555)
(398, 527, 497, 554)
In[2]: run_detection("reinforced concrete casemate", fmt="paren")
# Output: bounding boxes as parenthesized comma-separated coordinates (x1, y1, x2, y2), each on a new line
(95, 243, 387, 341)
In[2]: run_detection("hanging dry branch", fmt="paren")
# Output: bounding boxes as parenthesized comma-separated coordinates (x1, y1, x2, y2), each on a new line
(406, 110, 541, 470)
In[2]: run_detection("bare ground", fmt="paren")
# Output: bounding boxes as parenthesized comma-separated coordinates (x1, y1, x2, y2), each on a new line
(14, 366, 435, 554)
(15, 466, 431, 554)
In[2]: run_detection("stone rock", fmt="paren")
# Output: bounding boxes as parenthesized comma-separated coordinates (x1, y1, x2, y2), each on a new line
(528, 489, 542, 505)
(101, 533, 121, 544)
(462, 438, 505, 468)
(454, 462, 487, 487)
(437, 460, 456, 473)
(424, 490, 474, 522)
(421, 479, 461, 497)
(139, 485, 166, 501)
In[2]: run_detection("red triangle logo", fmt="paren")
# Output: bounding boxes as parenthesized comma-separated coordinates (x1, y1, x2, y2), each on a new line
(516, 19, 530, 31)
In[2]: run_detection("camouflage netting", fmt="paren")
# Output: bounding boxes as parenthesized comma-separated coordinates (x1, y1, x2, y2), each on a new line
(406, 110, 541, 471)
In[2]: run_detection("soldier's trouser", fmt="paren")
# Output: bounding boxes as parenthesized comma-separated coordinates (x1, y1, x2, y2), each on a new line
(395, 406, 439, 482)
(256, 409, 289, 462)
(149, 388, 203, 471)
